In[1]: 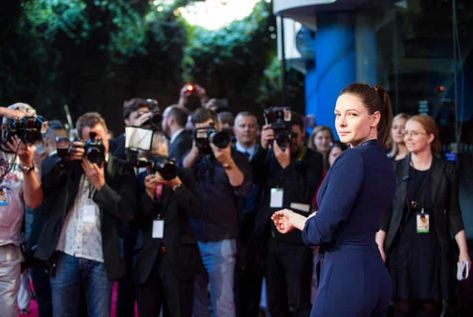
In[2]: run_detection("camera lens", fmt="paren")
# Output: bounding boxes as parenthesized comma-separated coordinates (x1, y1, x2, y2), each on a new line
(209, 131, 230, 149)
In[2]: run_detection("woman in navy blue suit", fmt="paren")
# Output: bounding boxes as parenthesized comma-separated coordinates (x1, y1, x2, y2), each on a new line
(272, 83, 396, 316)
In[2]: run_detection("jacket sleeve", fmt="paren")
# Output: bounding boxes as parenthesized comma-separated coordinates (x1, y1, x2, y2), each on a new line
(41, 156, 69, 194)
(232, 151, 253, 197)
(174, 168, 202, 219)
(93, 160, 137, 221)
(445, 164, 464, 236)
(302, 150, 364, 246)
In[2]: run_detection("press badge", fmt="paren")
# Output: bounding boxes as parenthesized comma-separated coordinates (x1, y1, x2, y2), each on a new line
(82, 199, 99, 223)
(152, 220, 164, 239)
(416, 209, 429, 234)
(0, 187, 8, 206)
(270, 188, 283, 208)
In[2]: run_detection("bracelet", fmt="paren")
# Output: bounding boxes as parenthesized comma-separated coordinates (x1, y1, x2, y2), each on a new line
(19, 164, 35, 175)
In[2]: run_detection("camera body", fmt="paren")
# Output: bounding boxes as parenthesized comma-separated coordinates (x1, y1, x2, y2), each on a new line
(263, 107, 292, 151)
(194, 124, 231, 154)
(137, 155, 177, 180)
(84, 132, 105, 165)
(151, 156, 177, 180)
(4, 115, 48, 145)
(138, 107, 162, 131)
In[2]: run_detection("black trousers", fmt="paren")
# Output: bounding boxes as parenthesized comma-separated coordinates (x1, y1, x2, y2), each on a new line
(136, 253, 194, 317)
(265, 238, 313, 317)
(30, 262, 52, 317)
(236, 239, 265, 317)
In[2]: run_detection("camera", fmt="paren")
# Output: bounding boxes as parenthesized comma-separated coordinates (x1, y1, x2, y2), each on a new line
(4, 115, 48, 145)
(194, 123, 231, 154)
(84, 132, 105, 165)
(151, 156, 177, 180)
(263, 107, 292, 151)
(137, 155, 177, 180)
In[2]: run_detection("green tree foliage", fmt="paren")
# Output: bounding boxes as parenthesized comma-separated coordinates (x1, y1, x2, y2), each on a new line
(0, 0, 302, 130)
(183, 1, 279, 112)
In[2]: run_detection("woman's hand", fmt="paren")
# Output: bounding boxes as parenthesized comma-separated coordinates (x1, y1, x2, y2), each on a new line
(459, 251, 471, 271)
(271, 208, 308, 233)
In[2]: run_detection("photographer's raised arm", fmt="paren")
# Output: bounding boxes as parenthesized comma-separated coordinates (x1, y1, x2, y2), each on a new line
(182, 143, 200, 169)
(210, 143, 244, 187)
(18, 141, 43, 208)
(0, 107, 25, 119)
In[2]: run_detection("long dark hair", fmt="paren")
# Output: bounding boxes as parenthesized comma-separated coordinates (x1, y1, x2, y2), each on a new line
(340, 83, 393, 147)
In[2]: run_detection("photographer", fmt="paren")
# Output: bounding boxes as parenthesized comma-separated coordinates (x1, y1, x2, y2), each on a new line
(34, 112, 137, 317)
(182, 108, 252, 317)
(0, 103, 43, 317)
(252, 110, 323, 317)
(177, 84, 208, 112)
(110, 97, 159, 159)
(134, 132, 202, 317)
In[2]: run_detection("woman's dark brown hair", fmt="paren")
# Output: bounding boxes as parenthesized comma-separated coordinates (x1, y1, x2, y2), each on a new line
(340, 83, 393, 147)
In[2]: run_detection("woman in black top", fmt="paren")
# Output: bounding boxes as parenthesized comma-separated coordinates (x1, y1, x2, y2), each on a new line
(376, 115, 471, 316)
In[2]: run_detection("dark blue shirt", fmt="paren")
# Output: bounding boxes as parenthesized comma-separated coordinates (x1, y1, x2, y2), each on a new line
(190, 150, 252, 241)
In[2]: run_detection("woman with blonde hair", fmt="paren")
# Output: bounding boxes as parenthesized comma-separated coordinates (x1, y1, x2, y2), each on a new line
(387, 113, 409, 160)
(308, 126, 334, 169)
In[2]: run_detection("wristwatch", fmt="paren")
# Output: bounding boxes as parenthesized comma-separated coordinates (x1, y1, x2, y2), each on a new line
(19, 164, 35, 175)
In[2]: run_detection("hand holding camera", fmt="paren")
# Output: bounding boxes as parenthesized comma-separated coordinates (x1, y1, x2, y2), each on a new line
(273, 139, 291, 169)
(261, 124, 275, 150)
(56, 132, 105, 166)
(144, 171, 182, 199)
(210, 142, 234, 169)
(82, 157, 105, 190)
(6, 135, 35, 170)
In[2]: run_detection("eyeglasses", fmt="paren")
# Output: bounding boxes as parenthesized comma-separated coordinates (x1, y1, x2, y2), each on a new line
(403, 130, 427, 137)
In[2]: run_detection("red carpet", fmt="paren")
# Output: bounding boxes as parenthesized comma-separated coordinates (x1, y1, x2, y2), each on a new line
(19, 282, 138, 317)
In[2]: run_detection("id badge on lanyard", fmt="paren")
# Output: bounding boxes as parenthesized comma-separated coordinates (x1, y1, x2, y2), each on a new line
(82, 198, 99, 224)
(270, 188, 284, 208)
(152, 215, 164, 239)
(416, 208, 430, 234)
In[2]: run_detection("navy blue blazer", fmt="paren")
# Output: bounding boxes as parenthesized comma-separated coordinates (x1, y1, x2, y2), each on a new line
(302, 140, 396, 316)
(303, 139, 395, 248)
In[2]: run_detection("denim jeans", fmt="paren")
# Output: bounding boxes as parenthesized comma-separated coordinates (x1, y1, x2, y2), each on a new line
(193, 239, 236, 317)
(50, 252, 112, 317)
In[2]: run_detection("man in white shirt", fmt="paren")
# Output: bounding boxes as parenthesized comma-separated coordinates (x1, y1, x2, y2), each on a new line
(35, 112, 136, 317)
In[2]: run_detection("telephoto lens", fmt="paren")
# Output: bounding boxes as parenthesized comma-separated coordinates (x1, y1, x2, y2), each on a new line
(209, 130, 231, 149)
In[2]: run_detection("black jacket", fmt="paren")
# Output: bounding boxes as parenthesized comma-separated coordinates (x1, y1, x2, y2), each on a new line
(133, 168, 203, 284)
(34, 154, 137, 280)
(169, 130, 193, 162)
(382, 155, 464, 252)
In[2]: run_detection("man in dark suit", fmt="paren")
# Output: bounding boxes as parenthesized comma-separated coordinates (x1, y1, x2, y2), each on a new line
(134, 132, 202, 317)
(233, 111, 265, 317)
(109, 97, 157, 317)
(161, 105, 192, 162)
(35, 112, 137, 317)
(253, 111, 323, 317)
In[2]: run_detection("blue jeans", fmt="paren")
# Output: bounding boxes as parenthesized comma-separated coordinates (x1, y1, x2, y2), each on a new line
(193, 239, 236, 317)
(50, 252, 112, 317)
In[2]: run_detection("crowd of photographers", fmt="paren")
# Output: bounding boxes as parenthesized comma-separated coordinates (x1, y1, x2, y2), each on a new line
(2, 83, 469, 317)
